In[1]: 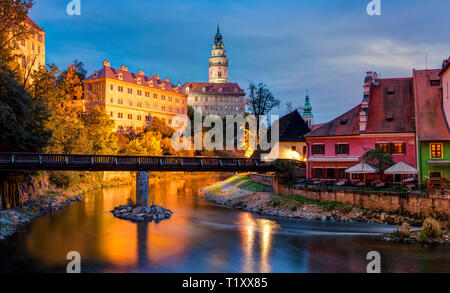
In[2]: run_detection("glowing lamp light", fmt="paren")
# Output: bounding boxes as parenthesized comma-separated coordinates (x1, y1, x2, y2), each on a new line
(286, 150, 301, 161)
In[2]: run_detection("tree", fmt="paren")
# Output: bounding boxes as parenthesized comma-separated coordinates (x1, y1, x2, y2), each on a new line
(30, 64, 84, 154)
(0, 62, 50, 152)
(0, 0, 34, 59)
(124, 131, 163, 156)
(246, 81, 280, 135)
(0, 0, 39, 85)
(81, 106, 118, 155)
(362, 148, 395, 175)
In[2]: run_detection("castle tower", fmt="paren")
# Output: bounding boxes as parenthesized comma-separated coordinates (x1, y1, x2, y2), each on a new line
(209, 24, 229, 83)
(302, 91, 313, 127)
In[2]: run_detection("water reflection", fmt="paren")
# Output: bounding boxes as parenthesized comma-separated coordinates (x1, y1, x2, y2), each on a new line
(1, 173, 449, 273)
(239, 213, 280, 273)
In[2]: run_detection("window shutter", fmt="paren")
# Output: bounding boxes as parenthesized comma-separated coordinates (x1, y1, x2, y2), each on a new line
(388, 143, 394, 154)
(335, 144, 339, 155)
(402, 143, 406, 154)
(345, 144, 349, 154)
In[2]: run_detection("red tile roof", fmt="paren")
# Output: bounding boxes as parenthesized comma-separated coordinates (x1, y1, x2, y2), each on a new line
(307, 77, 416, 138)
(306, 105, 361, 137)
(365, 78, 415, 134)
(25, 16, 44, 32)
(84, 65, 185, 95)
(413, 69, 450, 141)
(181, 82, 245, 96)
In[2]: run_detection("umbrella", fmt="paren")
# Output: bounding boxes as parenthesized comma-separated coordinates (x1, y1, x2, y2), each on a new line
(345, 162, 378, 174)
(384, 162, 418, 175)
(346, 162, 378, 184)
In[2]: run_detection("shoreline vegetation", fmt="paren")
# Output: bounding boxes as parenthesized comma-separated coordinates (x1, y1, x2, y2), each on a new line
(202, 174, 449, 246)
(0, 172, 216, 240)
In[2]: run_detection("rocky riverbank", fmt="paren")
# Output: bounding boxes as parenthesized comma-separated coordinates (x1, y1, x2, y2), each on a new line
(202, 175, 423, 225)
(111, 204, 173, 222)
(0, 193, 83, 240)
(203, 175, 450, 246)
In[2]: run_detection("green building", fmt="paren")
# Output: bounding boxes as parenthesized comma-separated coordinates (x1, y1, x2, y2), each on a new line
(413, 62, 450, 183)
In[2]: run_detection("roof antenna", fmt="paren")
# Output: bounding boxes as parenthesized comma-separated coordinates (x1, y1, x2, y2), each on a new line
(426, 52, 428, 71)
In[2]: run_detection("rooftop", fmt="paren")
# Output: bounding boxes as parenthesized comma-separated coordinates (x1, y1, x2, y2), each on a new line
(413, 69, 450, 141)
(181, 82, 245, 96)
(84, 61, 185, 95)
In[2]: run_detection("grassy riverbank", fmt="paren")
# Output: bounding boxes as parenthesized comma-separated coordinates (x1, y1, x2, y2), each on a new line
(202, 175, 450, 241)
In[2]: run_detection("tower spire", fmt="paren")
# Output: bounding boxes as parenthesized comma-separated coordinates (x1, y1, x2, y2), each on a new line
(209, 25, 228, 83)
(302, 91, 313, 127)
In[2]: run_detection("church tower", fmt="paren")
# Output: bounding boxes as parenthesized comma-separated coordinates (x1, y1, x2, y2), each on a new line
(209, 24, 229, 83)
(302, 91, 313, 127)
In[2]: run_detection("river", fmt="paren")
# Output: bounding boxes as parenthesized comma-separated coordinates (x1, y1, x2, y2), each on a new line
(0, 173, 449, 273)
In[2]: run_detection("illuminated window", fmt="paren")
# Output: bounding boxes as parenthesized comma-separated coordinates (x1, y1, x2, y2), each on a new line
(376, 143, 389, 153)
(430, 143, 443, 159)
(393, 143, 406, 154)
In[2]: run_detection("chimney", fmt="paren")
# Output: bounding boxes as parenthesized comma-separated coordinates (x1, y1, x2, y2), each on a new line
(138, 69, 145, 76)
(153, 75, 159, 80)
(164, 77, 170, 82)
(103, 60, 111, 67)
(120, 65, 128, 72)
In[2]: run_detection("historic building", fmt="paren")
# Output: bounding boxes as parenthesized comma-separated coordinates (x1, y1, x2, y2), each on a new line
(414, 58, 450, 183)
(16, 16, 46, 78)
(302, 92, 313, 127)
(251, 110, 311, 161)
(305, 72, 417, 180)
(182, 25, 246, 116)
(84, 60, 188, 133)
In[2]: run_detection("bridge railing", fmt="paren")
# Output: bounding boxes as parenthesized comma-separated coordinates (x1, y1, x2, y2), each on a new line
(0, 153, 272, 169)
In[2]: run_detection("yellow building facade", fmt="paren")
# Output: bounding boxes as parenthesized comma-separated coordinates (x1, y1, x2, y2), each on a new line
(16, 17, 46, 76)
(84, 60, 188, 133)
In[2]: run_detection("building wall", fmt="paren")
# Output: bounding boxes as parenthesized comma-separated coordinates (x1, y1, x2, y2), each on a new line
(443, 69, 450, 125)
(187, 93, 245, 116)
(16, 27, 45, 76)
(306, 134, 416, 179)
(418, 141, 450, 182)
(84, 78, 188, 133)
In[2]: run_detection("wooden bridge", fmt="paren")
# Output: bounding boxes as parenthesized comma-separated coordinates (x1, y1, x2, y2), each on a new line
(0, 153, 275, 173)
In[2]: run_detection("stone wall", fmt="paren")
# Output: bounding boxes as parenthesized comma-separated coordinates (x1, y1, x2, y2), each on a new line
(249, 174, 275, 186)
(277, 184, 450, 221)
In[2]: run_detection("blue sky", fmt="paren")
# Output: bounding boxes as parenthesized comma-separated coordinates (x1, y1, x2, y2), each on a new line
(30, 0, 450, 123)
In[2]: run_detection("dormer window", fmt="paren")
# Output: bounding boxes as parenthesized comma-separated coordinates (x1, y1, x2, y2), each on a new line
(93, 71, 99, 78)
(136, 77, 141, 84)
(186, 87, 190, 93)
(387, 87, 395, 94)
(118, 73, 123, 80)
(218, 88, 223, 93)
(147, 80, 154, 87)
(202, 87, 206, 93)
(234, 88, 238, 93)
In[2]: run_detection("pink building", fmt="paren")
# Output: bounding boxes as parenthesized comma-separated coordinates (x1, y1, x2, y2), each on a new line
(305, 72, 417, 179)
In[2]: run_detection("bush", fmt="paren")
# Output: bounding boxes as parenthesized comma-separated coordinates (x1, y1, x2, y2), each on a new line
(421, 218, 441, 240)
(400, 222, 411, 238)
